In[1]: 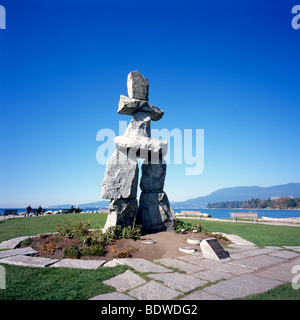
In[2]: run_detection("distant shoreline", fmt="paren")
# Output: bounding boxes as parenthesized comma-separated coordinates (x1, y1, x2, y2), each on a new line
(203, 208, 300, 210)
(172, 207, 300, 211)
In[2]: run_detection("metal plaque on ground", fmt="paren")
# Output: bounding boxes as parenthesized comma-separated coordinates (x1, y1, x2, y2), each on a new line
(200, 238, 231, 261)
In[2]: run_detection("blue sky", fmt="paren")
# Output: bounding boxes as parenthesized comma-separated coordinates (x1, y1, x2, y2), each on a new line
(0, 0, 299, 207)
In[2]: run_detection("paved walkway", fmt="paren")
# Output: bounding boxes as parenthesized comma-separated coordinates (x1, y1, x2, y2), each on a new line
(89, 244, 300, 300)
(0, 234, 299, 300)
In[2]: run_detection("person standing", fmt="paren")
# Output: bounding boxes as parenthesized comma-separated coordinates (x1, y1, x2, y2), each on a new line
(26, 205, 32, 217)
(36, 205, 43, 216)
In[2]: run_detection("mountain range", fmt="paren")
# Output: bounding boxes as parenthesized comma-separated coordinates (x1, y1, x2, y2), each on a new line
(55, 183, 300, 209)
(170, 183, 300, 209)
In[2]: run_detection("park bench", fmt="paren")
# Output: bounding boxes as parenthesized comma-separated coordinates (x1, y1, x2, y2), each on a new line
(230, 212, 258, 223)
(2, 209, 18, 219)
(61, 209, 83, 214)
(31, 209, 47, 215)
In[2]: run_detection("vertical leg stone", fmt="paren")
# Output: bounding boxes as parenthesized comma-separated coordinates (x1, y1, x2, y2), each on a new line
(103, 199, 138, 232)
(136, 191, 175, 234)
(140, 161, 166, 192)
(101, 149, 139, 200)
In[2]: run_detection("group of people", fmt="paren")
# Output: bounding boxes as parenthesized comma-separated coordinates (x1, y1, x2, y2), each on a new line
(25, 205, 81, 216)
(25, 205, 43, 217)
(70, 206, 81, 213)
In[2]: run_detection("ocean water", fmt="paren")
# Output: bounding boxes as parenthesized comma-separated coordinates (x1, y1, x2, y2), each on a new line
(0, 207, 300, 219)
(173, 208, 300, 219)
(0, 208, 101, 215)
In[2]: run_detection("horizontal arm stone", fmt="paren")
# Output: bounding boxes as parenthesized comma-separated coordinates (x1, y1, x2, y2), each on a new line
(118, 95, 164, 121)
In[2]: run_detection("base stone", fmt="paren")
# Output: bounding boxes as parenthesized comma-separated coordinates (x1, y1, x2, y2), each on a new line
(136, 191, 175, 233)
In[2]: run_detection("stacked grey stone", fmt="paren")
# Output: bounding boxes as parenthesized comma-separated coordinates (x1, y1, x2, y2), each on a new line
(101, 71, 175, 233)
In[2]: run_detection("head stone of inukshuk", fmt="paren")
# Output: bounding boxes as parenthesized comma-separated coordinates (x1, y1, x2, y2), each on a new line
(101, 71, 175, 233)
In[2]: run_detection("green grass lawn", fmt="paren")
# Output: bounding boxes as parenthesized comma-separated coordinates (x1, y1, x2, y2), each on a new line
(0, 263, 129, 300)
(180, 218, 300, 247)
(0, 214, 299, 300)
(0, 212, 108, 243)
(0, 212, 130, 300)
(240, 282, 300, 300)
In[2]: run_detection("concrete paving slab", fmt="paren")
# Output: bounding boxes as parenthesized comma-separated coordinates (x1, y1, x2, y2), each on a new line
(269, 250, 300, 260)
(51, 259, 106, 269)
(239, 248, 277, 257)
(89, 292, 135, 300)
(203, 274, 283, 299)
(176, 253, 204, 264)
(283, 246, 300, 253)
(228, 244, 259, 251)
(217, 233, 256, 246)
(148, 272, 207, 292)
(0, 255, 58, 267)
(113, 258, 172, 273)
(0, 236, 33, 249)
(155, 258, 205, 274)
(193, 269, 234, 282)
(257, 257, 300, 282)
(128, 280, 180, 300)
(264, 246, 282, 250)
(0, 247, 37, 259)
(230, 255, 285, 270)
(103, 270, 146, 292)
(229, 252, 248, 260)
(180, 290, 225, 300)
(196, 258, 254, 275)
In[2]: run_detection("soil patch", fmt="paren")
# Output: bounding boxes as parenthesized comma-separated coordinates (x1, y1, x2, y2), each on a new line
(19, 231, 231, 262)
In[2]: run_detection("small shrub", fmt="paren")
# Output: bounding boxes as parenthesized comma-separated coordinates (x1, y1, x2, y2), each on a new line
(81, 244, 105, 257)
(175, 220, 203, 234)
(63, 244, 81, 259)
(213, 233, 230, 241)
(192, 223, 203, 233)
(56, 220, 91, 240)
(21, 237, 34, 246)
(102, 224, 142, 243)
(202, 230, 229, 241)
(121, 224, 142, 240)
(41, 241, 57, 255)
(111, 245, 136, 258)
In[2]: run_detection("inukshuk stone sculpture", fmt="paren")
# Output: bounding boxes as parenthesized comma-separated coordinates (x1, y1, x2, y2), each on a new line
(101, 71, 175, 233)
